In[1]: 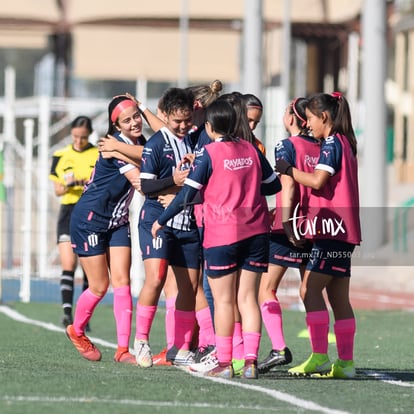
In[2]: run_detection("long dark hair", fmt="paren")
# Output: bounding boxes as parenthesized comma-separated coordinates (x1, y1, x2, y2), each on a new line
(205, 100, 237, 141)
(217, 92, 254, 143)
(306, 92, 357, 155)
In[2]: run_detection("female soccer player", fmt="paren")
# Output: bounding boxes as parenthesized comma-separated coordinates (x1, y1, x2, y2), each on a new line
(258, 97, 320, 373)
(134, 87, 199, 368)
(276, 92, 361, 379)
(66, 95, 145, 364)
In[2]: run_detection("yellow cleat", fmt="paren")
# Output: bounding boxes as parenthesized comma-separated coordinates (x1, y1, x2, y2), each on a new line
(311, 359, 356, 379)
(288, 353, 331, 376)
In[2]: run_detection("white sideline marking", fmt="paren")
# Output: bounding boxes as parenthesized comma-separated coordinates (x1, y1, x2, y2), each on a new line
(0, 396, 283, 411)
(0, 305, 116, 349)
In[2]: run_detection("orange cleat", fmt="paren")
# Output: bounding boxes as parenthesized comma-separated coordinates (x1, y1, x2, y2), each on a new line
(152, 348, 172, 366)
(114, 347, 137, 364)
(66, 325, 101, 361)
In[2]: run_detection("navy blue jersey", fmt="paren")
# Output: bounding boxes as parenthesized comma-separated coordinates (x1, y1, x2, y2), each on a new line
(275, 134, 320, 167)
(193, 125, 213, 152)
(71, 133, 138, 232)
(140, 127, 194, 231)
(315, 135, 343, 175)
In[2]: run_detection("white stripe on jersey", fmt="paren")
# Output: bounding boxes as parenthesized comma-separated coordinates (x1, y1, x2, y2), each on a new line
(160, 128, 194, 231)
(108, 186, 133, 229)
(108, 133, 136, 228)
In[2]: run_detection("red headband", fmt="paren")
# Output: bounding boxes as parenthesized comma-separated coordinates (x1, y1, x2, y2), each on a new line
(110, 99, 137, 123)
(291, 98, 307, 128)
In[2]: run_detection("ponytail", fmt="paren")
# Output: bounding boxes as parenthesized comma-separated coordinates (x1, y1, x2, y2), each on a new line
(330, 92, 357, 156)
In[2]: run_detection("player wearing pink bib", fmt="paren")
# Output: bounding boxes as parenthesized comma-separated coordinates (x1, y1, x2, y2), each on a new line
(258, 97, 320, 374)
(276, 92, 361, 379)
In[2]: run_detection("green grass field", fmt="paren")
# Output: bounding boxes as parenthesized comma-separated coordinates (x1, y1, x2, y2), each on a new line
(0, 301, 413, 414)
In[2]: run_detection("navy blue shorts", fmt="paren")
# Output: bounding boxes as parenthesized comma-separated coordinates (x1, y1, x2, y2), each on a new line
(139, 221, 201, 269)
(204, 233, 269, 278)
(269, 233, 312, 268)
(305, 239, 356, 277)
(71, 223, 131, 257)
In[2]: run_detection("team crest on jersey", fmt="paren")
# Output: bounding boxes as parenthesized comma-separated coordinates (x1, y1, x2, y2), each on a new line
(275, 141, 284, 151)
(195, 148, 205, 158)
(88, 233, 99, 247)
(152, 235, 163, 250)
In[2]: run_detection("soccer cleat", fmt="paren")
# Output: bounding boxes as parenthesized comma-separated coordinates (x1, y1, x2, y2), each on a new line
(166, 346, 195, 366)
(258, 347, 293, 373)
(288, 353, 331, 377)
(312, 359, 356, 379)
(205, 363, 234, 378)
(66, 324, 101, 361)
(232, 358, 245, 376)
(134, 339, 153, 368)
(242, 360, 258, 379)
(193, 345, 216, 363)
(114, 348, 137, 365)
(152, 348, 172, 366)
(190, 352, 218, 373)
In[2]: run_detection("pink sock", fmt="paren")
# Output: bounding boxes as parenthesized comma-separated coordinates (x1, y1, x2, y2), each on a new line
(196, 306, 215, 347)
(165, 297, 176, 349)
(260, 300, 286, 351)
(113, 286, 132, 348)
(334, 318, 356, 361)
(243, 331, 261, 361)
(215, 335, 233, 365)
(306, 310, 330, 354)
(232, 321, 244, 360)
(73, 288, 102, 336)
(135, 304, 157, 341)
(174, 309, 195, 350)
